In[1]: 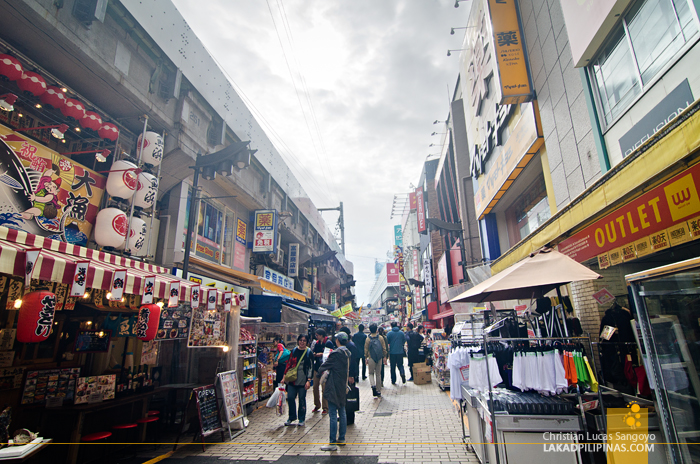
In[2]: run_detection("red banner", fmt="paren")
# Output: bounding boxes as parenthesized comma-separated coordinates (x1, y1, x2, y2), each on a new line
(559, 163, 700, 262)
(409, 192, 417, 210)
(386, 263, 400, 285)
(416, 188, 426, 233)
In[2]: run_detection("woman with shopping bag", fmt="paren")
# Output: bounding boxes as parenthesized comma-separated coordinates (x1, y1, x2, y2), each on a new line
(281, 334, 313, 426)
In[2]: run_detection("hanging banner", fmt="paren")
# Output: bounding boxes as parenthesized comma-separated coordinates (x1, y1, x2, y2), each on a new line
(288, 243, 299, 277)
(234, 218, 247, 269)
(207, 288, 217, 310)
(409, 192, 417, 210)
(70, 261, 90, 297)
(423, 258, 433, 295)
(223, 292, 232, 312)
(190, 284, 201, 308)
(387, 263, 400, 286)
(252, 210, 277, 253)
(141, 275, 156, 304)
(110, 270, 126, 301)
(24, 248, 40, 287)
(168, 281, 180, 308)
(416, 188, 426, 233)
(394, 225, 403, 247)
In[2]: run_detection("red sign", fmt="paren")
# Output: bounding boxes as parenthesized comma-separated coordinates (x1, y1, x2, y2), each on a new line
(386, 263, 400, 285)
(558, 163, 700, 262)
(409, 192, 417, 210)
(423, 321, 436, 329)
(416, 188, 426, 233)
(592, 288, 615, 306)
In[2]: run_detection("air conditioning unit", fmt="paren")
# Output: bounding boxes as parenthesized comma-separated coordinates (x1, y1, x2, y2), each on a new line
(272, 247, 285, 267)
(72, 0, 108, 25)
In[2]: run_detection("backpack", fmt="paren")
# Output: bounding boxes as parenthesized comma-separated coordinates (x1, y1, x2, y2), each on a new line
(369, 336, 383, 363)
(278, 347, 291, 363)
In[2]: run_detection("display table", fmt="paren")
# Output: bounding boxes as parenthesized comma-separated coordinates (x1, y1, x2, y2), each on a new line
(0, 439, 52, 462)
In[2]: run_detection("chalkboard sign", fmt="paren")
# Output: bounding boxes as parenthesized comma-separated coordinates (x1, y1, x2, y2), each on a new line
(194, 385, 224, 437)
(74, 331, 111, 353)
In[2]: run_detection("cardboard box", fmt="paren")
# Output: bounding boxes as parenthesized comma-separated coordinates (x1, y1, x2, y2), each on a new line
(413, 363, 431, 384)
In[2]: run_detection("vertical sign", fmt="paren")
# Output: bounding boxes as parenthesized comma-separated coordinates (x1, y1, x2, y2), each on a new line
(168, 281, 180, 308)
(25, 249, 40, 287)
(409, 192, 417, 210)
(386, 263, 400, 285)
(288, 243, 299, 277)
(223, 292, 232, 312)
(70, 261, 90, 297)
(487, 0, 534, 105)
(110, 270, 126, 301)
(190, 284, 201, 308)
(423, 258, 433, 295)
(330, 293, 336, 308)
(394, 225, 403, 247)
(234, 218, 247, 269)
(207, 288, 217, 310)
(412, 249, 422, 311)
(253, 210, 276, 253)
(141, 276, 155, 304)
(415, 188, 426, 233)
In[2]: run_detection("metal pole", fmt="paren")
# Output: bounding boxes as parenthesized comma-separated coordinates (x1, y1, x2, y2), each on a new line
(182, 154, 201, 280)
(123, 115, 148, 256)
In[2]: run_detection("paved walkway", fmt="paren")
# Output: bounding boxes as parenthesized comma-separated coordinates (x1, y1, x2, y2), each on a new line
(162, 359, 479, 464)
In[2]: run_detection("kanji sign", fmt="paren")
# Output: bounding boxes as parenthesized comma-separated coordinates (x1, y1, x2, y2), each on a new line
(253, 210, 277, 253)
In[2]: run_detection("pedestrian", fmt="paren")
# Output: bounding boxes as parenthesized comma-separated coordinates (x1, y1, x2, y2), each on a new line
(318, 331, 351, 451)
(352, 324, 368, 380)
(364, 323, 387, 397)
(311, 328, 335, 414)
(406, 324, 425, 381)
(273, 337, 289, 386)
(281, 334, 313, 426)
(339, 327, 360, 384)
(377, 326, 388, 383)
(386, 321, 407, 384)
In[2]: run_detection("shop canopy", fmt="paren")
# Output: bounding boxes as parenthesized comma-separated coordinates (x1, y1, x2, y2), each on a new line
(0, 226, 195, 301)
(248, 295, 337, 323)
(449, 249, 601, 303)
(283, 301, 337, 322)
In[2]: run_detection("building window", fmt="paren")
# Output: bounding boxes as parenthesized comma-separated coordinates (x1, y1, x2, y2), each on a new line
(589, 0, 698, 126)
(506, 178, 550, 247)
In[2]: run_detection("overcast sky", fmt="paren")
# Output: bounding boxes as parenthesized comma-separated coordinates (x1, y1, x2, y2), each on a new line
(171, 0, 468, 305)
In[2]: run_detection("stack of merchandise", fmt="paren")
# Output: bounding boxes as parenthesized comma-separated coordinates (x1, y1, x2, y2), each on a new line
(432, 341, 452, 390)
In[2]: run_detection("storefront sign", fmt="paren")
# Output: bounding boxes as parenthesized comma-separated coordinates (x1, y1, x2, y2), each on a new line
(437, 254, 449, 304)
(387, 263, 399, 286)
(559, 162, 700, 263)
(168, 281, 180, 308)
(141, 275, 155, 304)
(262, 266, 294, 290)
(423, 258, 433, 294)
(110, 270, 126, 301)
(253, 210, 277, 253)
(619, 80, 693, 158)
(70, 261, 89, 297)
(416, 188, 426, 233)
(288, 243, 299, 277)
(474, 104, 543, 219)
(409, 192, 417, 210)
(487, 0, 533, 105)
(394, 225, 403, 247)
(234, 218, 247, 269)
(303, 279, 312, 299)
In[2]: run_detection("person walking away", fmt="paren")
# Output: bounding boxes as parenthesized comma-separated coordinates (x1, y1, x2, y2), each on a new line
(378, 327, 389, 383)
(406, 324, 425, 381)
(319, 332, 351, 451)
(386, 322, 407, 385)
(352, 324, 368, 380)
(273, 337, 289, 386)
(365, 323, 387, 397)
(312, 328, 335, 414)
(424, 329, 433, 366)
(339, 327, 360, 424)
(282, 334, 313, 426)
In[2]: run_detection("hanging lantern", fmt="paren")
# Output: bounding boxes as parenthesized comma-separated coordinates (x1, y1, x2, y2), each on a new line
(17, 71, 46, 97)
(17, 291, 56, 343)
(136, 131, 164, 167)
(98, 122, 119, 142)
(0, 54, 22, 81)
(94, 208, 128, 248)
(106, 160, 138, 200)
(60, 98, 86, 121)
(80, 111, 102, 131)
(133, 172, 158, 210)
(135, 304, 161, 341)
(39, 85, 66, 109)
(127, 216, 148, 256)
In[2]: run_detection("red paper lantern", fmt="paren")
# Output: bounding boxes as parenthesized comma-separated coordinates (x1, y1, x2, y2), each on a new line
(39, 85, 66, 109)
(0, 54, 22, 81)
(17, 291, 56, 343)
(80, 111, 102, 131)
(98, 122, 119, 142)
(17, 71, 47, 97)
(60, 98, 86, 120)
(135, 304, 161, 341)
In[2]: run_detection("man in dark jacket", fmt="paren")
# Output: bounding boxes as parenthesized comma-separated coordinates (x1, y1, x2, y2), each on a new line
(386, 321, 407, 384)
(318, 331, 351, 451)
(352, 324, 368, 380)
(340, 327, 360, 383)
(311, 328, 335, 414)
(406, 324, 425, 381)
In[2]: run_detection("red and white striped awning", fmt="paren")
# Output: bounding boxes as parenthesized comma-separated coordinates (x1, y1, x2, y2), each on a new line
(0, 226, 195, 302)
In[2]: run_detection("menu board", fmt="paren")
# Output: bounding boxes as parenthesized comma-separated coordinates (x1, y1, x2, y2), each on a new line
(74, 331, 111, 352)
(74, 375, 116, 404)
(157, 306, 192, 341)
(194, 385, 223, 437)
(21, 368, 80, 405)
(217, 370, 243, 423)
(187, 307, 227, 347)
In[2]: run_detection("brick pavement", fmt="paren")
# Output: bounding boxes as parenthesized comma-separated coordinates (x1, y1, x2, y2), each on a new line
(168, 359, 479, 464)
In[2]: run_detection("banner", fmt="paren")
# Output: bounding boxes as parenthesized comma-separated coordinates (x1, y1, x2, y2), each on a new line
(409, 192, 417, 210)
(253, 210, 276, 253)
(141, 275, 155, 304)
(423, 258, 433, 295)
(387, 263, 399, 286)
(340, 303, 353, 316)
(223, 292, 232, 312)
(190, 284, 201, 308)
(168, 281, 180, 308)
(394, 225, 403, 247)
(70, 261, 90, 297)
(234, 218, 247, 269)
(416, 188, 426, 233)
(24, 248, 40, 287)
(288, 243, 299, 277)
(110, 270, 126, 301)
(207, 288, 217, 310)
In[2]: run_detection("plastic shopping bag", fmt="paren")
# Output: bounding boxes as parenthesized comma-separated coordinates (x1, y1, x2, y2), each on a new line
(322, 347, 332, 364)
(276, 387, 287, 416)
(266, 385, 282, 408)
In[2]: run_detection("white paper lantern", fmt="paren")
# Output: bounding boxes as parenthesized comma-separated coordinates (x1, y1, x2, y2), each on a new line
(106, 160, 138, 200)
(137, 131, 164, 167)
(94, 208, 128, 248)
(134, 172, 158, 210)
(127, 217, 148, 256)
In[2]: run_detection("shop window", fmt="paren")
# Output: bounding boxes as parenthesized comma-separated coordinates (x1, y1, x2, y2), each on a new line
(506, 178, 550, 247)
(198, 200, 223, 245)
(589, 0, 698, 127)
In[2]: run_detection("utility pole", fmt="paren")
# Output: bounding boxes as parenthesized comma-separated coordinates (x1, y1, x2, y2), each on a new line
(318, 202, 345, 254)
